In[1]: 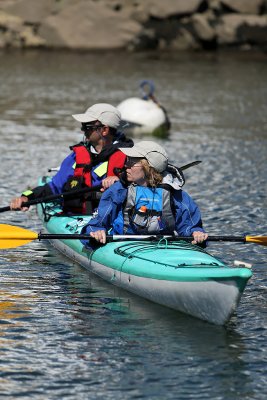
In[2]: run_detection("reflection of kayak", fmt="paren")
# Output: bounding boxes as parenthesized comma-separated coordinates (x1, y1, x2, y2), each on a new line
(37, 178, 252, 325)
(117, 80, 170, 137)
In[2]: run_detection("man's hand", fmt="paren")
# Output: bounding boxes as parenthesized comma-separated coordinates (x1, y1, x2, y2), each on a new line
(10, 196, 29, 211)
(101, 176, 119, 192)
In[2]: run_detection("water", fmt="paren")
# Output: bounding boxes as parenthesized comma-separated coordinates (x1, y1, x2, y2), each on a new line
(0, 50, 266, 399)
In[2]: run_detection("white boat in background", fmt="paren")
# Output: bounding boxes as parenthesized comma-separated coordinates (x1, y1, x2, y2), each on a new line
(117, 80, 170, 137)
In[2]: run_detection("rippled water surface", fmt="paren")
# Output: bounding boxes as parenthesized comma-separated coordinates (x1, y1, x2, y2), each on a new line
(0, 50, 266, 399)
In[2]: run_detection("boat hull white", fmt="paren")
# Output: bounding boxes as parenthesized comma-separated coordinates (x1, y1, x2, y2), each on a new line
(49, 237, 246, 325)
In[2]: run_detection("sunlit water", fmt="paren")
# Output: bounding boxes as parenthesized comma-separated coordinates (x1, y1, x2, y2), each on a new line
(0, 50, 266, 399)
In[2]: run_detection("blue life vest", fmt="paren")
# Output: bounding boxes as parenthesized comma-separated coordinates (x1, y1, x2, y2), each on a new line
(112, 184, 176, 234)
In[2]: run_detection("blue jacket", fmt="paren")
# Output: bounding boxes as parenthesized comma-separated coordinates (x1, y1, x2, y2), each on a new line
(81, 181, 205, 246)
(49, 152, 76, 194)
(22, 150, 106, 199)
(48, 152, 108, 193)
(22, 133, 134, 200)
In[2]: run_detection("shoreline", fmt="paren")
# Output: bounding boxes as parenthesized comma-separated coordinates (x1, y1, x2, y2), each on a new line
(0, 0, 266, 53)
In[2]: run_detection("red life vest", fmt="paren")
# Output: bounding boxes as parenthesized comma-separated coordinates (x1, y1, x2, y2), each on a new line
(63, 144, 126, 214)
(72, 145, 127, 185)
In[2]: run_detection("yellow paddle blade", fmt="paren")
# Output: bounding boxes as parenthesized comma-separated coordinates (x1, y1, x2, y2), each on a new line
(245, 235, 267, 246)
(0, 224, 38, 249)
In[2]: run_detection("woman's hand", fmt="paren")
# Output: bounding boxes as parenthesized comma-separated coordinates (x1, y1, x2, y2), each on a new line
(192, 231, 208, 244)
(10, 196, 29, 211)
(90, 230, 107, 244)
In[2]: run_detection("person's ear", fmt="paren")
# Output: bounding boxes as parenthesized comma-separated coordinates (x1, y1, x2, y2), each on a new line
(101, 126, 110, 137)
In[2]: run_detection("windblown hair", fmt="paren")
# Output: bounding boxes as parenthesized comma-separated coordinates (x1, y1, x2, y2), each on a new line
(140, 159, 163, 187)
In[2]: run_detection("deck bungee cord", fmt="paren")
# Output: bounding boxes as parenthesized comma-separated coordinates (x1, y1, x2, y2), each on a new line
(113, 241, 218, 268)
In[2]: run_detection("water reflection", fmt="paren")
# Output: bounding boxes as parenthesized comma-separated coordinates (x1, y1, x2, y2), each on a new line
(51, 261, 254, 400)
(0, 239, 263, 399)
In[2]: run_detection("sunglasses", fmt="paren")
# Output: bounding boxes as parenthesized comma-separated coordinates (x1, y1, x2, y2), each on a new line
(81, 123, 104, 134)
(125, 157, 143, 168)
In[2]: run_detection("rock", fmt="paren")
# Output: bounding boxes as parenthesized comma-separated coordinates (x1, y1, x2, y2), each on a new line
(216, 14, 267, 44)
(237, 16, 267, 44)
(145, 0, 208, 18)
(209, 0, 221, 12)
(0, 0, 18, 9)
(0, 10, 23, 48)
(129, 28, 158, 51)
(170, 27, 200, 50)
(20, 26, 46, 48)
(0, 9, 45, 49)
(1, 0, 57, 24)
(0, 0, 266, 51)
(191, 13, 216, 41)
(220, 0, 264, 15)
(39, 0, 142, 50)
(0, 10, 23, 32)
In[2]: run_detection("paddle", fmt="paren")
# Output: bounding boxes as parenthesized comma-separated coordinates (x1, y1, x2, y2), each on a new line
(0, 224, 266, 249)
(0, 186, 102, 213)
(179, 160, 201, 170)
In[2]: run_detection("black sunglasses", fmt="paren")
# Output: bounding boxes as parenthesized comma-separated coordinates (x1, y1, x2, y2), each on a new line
(81, 123, 104, 134)
(125, 157, 143, 168)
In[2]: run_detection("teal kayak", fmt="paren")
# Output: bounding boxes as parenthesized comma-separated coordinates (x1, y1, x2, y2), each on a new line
(37, 178, 252, 325)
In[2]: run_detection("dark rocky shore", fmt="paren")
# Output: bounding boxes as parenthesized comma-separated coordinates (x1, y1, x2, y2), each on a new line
(0, 0, 267, 52)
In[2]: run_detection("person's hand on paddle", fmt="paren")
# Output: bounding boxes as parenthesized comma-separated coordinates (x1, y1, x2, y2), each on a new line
(10, 196, 29, 211)
(100, 176, 119, 192)
(90, 230, 107, 244)
(192, 231, 208, 244)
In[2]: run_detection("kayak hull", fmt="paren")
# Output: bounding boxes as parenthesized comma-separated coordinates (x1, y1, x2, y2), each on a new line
(49, 238, 245, 325)
(37, 198, 252, 325)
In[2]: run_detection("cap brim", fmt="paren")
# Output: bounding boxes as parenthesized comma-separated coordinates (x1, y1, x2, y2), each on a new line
(72, 112, 97, 123)
(118, 146, 145, 158)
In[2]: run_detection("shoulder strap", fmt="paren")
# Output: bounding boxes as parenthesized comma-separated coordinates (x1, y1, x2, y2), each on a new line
(123, 185, 136, 234)
(72, 145, 92, 186)
(161, 187, 176, 232)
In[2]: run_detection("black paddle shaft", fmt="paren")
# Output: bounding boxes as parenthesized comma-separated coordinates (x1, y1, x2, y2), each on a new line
(36, 234, 246, 243)
(0, 186, 102, 213)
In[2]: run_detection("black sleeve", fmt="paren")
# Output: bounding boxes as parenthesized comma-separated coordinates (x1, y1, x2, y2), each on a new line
(21, 183, 53, 200)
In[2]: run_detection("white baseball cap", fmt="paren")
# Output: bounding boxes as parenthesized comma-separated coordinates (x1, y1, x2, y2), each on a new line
(119, 141, 168, 172)
(72, 103, 121, 129)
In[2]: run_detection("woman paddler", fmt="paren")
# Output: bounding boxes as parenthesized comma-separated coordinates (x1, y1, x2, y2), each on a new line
(81, 141, 208, 246)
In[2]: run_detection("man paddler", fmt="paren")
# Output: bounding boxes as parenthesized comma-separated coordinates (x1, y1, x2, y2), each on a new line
(10, 103, 133, 214)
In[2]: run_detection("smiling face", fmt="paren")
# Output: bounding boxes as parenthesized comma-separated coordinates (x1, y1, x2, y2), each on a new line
(125, 157, 146, 185)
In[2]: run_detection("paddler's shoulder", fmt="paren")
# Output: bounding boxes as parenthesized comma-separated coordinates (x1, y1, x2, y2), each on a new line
(101, 180, 127, 202)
